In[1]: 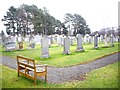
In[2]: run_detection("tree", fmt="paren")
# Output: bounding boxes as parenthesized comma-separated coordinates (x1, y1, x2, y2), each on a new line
(64, 13, 91, 36)
(2, 5, 62, 36)
(2, 6, 17, 36)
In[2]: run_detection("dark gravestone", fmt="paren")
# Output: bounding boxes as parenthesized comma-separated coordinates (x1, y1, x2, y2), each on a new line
(94, 35, 99, 49)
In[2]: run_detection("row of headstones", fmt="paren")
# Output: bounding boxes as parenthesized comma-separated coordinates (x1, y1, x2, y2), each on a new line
(41, 34, 115, 58)
(2, 33, 118, 49)
(3, 34, 76, 51)
(83, 34, 118, 44)
(3, 35, 37, 51)
(4, 33, 115, 51)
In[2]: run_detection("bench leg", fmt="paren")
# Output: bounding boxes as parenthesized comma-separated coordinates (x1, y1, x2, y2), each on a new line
(34, 78, 36, 85)
(18, 71, 19, 77)
(45, 74, 47, 83)
(34, 72, 37, 85)
(18, 67, 19, 77)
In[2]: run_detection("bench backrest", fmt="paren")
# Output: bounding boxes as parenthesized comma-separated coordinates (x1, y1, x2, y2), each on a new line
(17, 55, 36, 69)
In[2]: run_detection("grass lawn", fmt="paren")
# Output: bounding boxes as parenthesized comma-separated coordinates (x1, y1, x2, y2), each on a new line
(1, 61, 119, 88)
(1, 42, 119, 67)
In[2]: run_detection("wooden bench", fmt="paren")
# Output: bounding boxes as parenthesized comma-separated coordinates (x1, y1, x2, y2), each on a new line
(17, 55, 47, 85)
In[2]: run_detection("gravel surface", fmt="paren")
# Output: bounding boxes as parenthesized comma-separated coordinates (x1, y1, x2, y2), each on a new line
(0, 52, 119, 84)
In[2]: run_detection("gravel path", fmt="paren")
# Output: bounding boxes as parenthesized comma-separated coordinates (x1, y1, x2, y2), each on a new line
(0, 52, 119, 84)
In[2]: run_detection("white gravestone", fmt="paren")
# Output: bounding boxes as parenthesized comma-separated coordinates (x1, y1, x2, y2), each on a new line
(104, 34, 108, 47)
(41, 36, 50, 58)
(17, 35, 22, 43)
(63, 37, 70, 54)
(70, 36, 74, 46)
(110, 34, 114, 47)
(76, 34, 84, 51)
(5, 36, 16, 51)
(48, 36, 51, 47)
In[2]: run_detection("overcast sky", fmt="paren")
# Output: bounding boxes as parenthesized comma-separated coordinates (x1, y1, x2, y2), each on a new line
(0, 0, 119, 33)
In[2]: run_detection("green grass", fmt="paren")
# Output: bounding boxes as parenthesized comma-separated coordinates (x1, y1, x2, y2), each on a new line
(1, 42, 119, 67)
(1, 61, 119, 88)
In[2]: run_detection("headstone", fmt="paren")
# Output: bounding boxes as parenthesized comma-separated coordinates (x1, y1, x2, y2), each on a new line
(84, 34, 89, 43)
(61, 36, 65, 46)
(24, 35, 29, 43)
(41, 36, 50, 58)
(110, 34, 114, 47)
(48, 36, 51, 47)
(51, 35, 54, 44)
(63, 36, 70, 54)
(54, 35, 58, 43)
(19, 42, 23, 50)
(5, 35, 16, 51)
(88, 36, 92, 44)
(100, 35, 104, 42)
(35, 34, 41, 44)
(94, 34, 99, 49)
(76, 34, 84, 51)
(17, 34, 23, 50)
(28, 35, 36, 49)
(70, 36, 74, 46)
(104, 34, 108, 47)
(57, 35, 61, 46)
(17, 34, 22, 43)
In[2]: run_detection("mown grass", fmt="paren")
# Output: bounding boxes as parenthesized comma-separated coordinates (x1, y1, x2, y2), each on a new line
(1, 61, 119, 88)
(1, 42, 119, 67)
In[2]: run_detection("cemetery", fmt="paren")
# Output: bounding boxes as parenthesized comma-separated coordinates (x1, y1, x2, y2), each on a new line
(0, 2, 119, 88)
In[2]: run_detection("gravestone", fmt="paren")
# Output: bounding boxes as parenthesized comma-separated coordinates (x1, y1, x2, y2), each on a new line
(41, 36, 50, 58)
(48, 36, 51, 47)
(28, 35, 36, 49)
(57, 35, 61, 46)
(17, 34, 23, 50)
(84, 34, 89, 43)
(61, 35, 65, 46)
(76, 34, 84, 51)
(0, 36, 2, 44)
(70, 36, 74, 46)
(24, 35, 30, 43)
(110, 34, 114, 47)
(63, 36, 70, 54)
(94, 34, 99, 49)
(17, 34, 22, 43)
(88, 36, 92, 44)
(5, 35, 16, 51)
(35, 34, 42, 45)
(100, 35, 104, 42)
(104, 34, 108, 47)
(51, 35, 54, 44)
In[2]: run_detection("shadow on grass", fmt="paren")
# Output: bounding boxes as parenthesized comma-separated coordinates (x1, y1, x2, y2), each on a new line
(101, 46, 111, 48)
(19, 75, 46, 85)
